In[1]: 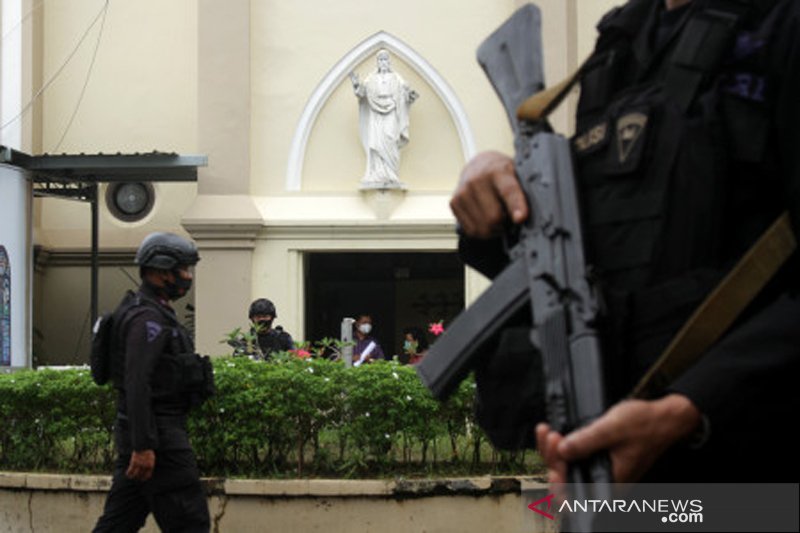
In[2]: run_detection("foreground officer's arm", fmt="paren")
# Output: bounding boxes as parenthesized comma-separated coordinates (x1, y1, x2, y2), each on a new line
(535, 395, 701, 483)
(454, 152, 703, 482)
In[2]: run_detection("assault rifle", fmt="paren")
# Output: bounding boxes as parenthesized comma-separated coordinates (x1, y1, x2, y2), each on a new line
(416, 4, 611, 528)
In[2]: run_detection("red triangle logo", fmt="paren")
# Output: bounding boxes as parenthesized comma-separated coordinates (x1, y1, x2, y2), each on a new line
(528, 494, 556, 520)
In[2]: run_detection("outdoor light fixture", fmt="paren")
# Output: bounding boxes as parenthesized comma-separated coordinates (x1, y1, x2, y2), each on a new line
(105, 181, 155, 222)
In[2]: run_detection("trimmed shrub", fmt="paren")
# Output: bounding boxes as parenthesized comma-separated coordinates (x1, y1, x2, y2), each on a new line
(0, 357, 540, 477)
(0, 368, 115, 471)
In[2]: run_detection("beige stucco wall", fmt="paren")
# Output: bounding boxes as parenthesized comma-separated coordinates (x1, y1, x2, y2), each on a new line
(40, 0, 197, 155)
(250, 0, 516, 196)
(34, 0, 198, 250)
(577, 0, 627, 61)
(23, 0, 199, 362)
(252, 0, 621, 196)
(0, 474, 555, 533)
(21, 0, 628, 359)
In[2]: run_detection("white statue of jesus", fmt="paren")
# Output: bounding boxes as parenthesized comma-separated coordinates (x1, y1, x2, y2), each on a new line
(349, 50, 418, 187)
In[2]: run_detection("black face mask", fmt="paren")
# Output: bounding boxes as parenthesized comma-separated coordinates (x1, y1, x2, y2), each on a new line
(254, 320, 273, 334)
(164, 270, 192, 300)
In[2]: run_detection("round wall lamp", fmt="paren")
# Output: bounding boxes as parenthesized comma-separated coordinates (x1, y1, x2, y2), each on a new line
(105, 182, 155, 222)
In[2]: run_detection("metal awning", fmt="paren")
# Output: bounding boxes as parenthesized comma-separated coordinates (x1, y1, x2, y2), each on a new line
(3, 147, 204, 197)
(1, 145, 206, 325)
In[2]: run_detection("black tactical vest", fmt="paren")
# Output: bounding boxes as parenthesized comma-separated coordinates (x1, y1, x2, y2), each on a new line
(113, 290, 212, 409)
(256, 327, 293, 359)
(572, 0, 789, 387)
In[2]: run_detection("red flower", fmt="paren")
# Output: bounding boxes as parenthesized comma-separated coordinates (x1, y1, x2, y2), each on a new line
(292, 349, 312, 359)
(428, 321, 445, 336)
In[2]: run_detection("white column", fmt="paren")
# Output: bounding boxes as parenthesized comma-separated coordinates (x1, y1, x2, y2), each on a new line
(1, 0, 23, 149)
(0, 165, 32, 368)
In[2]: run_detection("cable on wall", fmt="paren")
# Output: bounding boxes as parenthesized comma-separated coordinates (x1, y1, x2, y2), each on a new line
(0, 0, 109, 135)
(52, 0, 110, 152)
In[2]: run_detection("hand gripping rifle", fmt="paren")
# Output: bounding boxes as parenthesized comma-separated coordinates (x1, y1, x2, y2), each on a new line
(416, 4, 611, 526)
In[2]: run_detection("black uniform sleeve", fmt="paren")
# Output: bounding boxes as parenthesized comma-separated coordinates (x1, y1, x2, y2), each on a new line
(669, 4, 800, 439)
(668, 292, 800, 434)
(770, 3, 800, 241)
(123, 308, 172, 451)
(457, 233, 510, 280)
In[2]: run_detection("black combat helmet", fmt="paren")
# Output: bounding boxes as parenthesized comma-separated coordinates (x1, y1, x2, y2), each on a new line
(135, 232, 200, 270)
(249, 298, 277, 319)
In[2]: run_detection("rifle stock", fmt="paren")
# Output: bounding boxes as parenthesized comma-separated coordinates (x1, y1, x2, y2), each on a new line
(415, 259, 529, 399)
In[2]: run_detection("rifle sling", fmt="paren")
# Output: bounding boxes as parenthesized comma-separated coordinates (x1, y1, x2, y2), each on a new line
(517, 68, 582, 122)
(632, 211, 796, 399)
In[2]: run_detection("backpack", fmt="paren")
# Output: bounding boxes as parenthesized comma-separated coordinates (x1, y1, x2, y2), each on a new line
(89, 291, 138, 386)
(90, 311, 115, 385)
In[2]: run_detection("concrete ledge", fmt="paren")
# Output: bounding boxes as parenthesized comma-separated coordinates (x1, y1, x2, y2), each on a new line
(521, 477, 551, 492)
(23, 474, 71, 491)
(224, 478, 396, 497)
(0, 472, 26, 488)
(0, 473, 113, 492)
(0, 472, 546, 498)
(393, 476, 522, 497)
(70, 475, 113, 492)
(0, 472, 552, 533)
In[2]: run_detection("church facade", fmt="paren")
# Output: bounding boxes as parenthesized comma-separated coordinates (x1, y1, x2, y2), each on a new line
(0, 0, 620, 364)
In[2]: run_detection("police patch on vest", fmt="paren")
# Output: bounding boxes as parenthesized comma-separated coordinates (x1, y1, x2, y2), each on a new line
(616, 112, 648, 164)
(146, 320, 162, 343)
(573, 122, 609, 154)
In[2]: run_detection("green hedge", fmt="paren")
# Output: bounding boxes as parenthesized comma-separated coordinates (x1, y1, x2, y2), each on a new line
(0, 357, 540, 478)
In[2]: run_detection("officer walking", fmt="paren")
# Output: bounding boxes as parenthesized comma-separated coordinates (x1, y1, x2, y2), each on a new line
(453, 0, 800, 482)
(93, 232, 211, 532)
(248, 298, 294, 359)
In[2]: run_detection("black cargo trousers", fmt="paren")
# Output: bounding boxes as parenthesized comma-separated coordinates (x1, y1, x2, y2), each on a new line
(92, 422, 209, 533)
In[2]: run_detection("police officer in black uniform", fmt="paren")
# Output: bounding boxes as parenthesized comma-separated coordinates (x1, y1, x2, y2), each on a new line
(93, 232, 211, 532)
(248, 298, 294, 359)
(453, 0, 800, 483)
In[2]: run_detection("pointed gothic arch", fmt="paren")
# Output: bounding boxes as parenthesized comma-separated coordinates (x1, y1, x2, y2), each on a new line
(286, 31, 476, 191)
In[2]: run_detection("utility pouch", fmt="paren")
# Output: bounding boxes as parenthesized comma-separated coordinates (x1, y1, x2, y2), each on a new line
(576, 50, 620, 117)
(174, 352, 215, 407)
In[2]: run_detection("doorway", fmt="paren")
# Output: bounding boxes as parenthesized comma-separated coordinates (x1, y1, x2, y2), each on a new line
(304, 252, 464, 358)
